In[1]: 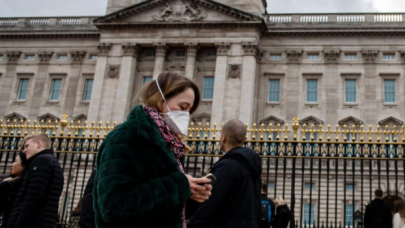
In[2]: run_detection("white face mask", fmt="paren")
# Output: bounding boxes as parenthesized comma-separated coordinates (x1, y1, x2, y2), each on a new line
(155, 78, 190, 136)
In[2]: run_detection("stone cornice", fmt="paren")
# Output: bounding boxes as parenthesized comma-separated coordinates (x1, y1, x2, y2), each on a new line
(38, 51, 54, 63)
(98, 43, 112, 56)
(95, 0, 263, 24)
(0, 32, 100, 39)
(70, 51, 87, 63)
(122, 43, 140, 58)
(215, 42, 230, 56)
(6, 51, 21, 63)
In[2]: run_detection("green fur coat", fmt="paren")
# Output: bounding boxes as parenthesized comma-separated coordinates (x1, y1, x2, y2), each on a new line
(93, 105, 191, 228)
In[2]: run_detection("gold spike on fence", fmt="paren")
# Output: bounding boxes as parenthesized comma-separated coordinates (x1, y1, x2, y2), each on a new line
(0, 115, 404, 144)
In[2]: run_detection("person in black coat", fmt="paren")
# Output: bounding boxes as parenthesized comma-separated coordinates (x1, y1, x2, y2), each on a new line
(6, 134, 64, 228)
(0, 152, 28, 227)
(188, 119, 263, 228)
(364, 189, 392, 228)
(273, 197, 291, 228)
(79, 169, 96, 228)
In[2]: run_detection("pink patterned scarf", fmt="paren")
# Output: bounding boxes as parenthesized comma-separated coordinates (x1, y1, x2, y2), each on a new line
(143, 105, 187, 228)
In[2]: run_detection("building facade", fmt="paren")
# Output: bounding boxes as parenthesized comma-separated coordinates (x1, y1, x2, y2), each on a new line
(1, 1, 405, 225)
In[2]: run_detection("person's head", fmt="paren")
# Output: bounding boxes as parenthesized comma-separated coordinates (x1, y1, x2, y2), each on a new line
(394, 200, 405, 214)
(374, 189, 383, 199)
(220, 119, 246, 153)
(274, 196, 286, 208)
(141, 72, 200, 115)
(11, 152, 28, 177)
(23, 134, 51, 160)
(261, 183, 268, 195)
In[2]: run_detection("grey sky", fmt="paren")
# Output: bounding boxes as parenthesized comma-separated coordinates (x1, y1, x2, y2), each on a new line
(0, 0, 404, 17)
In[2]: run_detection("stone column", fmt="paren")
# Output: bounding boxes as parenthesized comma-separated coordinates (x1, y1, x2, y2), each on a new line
(211, 42, 230, 126)
(28, 51, 53, 118)
(152, 43, 167, 79)
(185, 43, 199, 79)
(111, 43, 139, 121)
(0, 51, 21, 117)
(239, 42, 258, 125)
(64, 51, 86, 117)
(87, 43, 111, 122)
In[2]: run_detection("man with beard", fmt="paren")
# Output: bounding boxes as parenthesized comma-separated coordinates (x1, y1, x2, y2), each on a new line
(188, 119, 262, 228)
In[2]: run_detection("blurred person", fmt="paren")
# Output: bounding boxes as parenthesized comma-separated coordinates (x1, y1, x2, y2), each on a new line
(6, 134, 64, 228)
(273, 197, 291, 228)
(364, 189, 392, 228)
(260, 183, 275, 228)
(188, 119, 262, 228)
(393, 200, 405, 228)
(0, 152, 27, 227)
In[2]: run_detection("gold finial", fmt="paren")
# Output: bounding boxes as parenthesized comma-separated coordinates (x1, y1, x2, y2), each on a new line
(292, 117, 299, 141)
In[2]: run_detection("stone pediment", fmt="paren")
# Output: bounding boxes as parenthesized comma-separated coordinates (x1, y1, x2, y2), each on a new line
(378, 116, 403, 126)
(192, 112, 211, 123)
(260, 115, 284, 125)
(37, 113, 60, 122)
(4, 112, 27, 121)
(94, 0, 264, 27)
(338, 116, 363, 126)
(299, 116, 324, 125)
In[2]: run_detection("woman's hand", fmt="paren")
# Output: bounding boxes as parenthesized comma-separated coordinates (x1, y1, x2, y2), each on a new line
(186, 174, 212, 203)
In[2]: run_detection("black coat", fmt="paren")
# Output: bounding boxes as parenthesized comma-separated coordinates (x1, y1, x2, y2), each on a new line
(6, 149, 64, 228)
(79, 169, 96, 228)
(364, 198, 392, 228)
(188, 147, 262, 228)
(273, 205, 291, 228)
(0, 177, 23, 227)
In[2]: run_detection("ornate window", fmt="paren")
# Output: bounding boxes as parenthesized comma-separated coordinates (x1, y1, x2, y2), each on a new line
(302, 203, 315, 226)
(307, 53, 320, 60)
(17, 79, 29, 101)
(50, 79, 62, 101)
(268, 79, 280, 102)
(384, 79, 396, 103)
(345, 79, 357, 103)
(56, 54, 68, 60)
(202, 77, 214, 100)
(83, 79, 93, 101)
(382, 53, 396, 60)
(307, 79, 318, 103)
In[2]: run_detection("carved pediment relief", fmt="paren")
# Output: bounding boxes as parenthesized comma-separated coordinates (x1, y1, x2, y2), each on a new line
(4, 112, 27, 121)
(299, 116, 324, 125)
(38, 113, 60, 122)
(338, 116, 363, 126)
(378, 116, 403, 126)
(192, 112, 211, 123)
(260, 115, 285, 125)
(94, 0, 263, 25)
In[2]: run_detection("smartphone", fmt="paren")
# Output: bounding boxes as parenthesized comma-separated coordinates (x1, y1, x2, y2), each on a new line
(201, 173, 216, 184)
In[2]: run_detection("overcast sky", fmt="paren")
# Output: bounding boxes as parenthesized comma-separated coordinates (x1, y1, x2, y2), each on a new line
(0, 0, 404, 17)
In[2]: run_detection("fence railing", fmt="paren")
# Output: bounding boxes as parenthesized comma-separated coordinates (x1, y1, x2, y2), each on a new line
(1, 115, 404, 227)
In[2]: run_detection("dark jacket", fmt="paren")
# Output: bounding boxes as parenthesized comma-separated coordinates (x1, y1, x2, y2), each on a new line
(93, 105, 191, 228)
(260, 194, 275, 228)
(0, 177, 23, 227)
(273, 204, 291, 228)
(188, 147, 262, 228)
(79, 169, 96, 228)
(6, 149, 64, 228)
(364, 198, 392, 228)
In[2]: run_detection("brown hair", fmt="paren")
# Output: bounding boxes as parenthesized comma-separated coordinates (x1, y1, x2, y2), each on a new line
(23, 134, 51, 149)
(141, 72, 201, 114)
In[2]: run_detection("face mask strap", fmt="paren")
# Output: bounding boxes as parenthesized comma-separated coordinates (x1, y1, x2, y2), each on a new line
(155, 77, 171, 113)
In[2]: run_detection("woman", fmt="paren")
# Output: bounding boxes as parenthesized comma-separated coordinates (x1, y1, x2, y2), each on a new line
(393, 200, 405, 228)
(94, 72, 212, 228)
(0, 152, 28, 227)
(273, 197, 291, 228)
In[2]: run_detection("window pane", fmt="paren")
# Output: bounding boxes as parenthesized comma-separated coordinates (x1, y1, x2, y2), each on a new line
(50, 79, 62, 101)
(307, 54, 320, 60)
(345, 204, 356, 226)
(270, 54, 282, 60)
(267, 182, 275, 189)
(345, 80, 356, 103)
(303, 204, 315, 226)
(90, 55, 98, 60)
(268, 79, 280, 102)
(346, 184, 355, 191)
(57, 55, 68, 60)
(307, 79, 318, 102)
(384, 80, 395, 103)
(383, 54, 395, 60)
(18, 79, 29, 100)
(0, 55, 4, 61)
(345, 54, 357, 60)
(202, 77, 214, 100)
(305, 183, 315, 190)
(83, 79, 93, 101)
(142, 76, 152, 85)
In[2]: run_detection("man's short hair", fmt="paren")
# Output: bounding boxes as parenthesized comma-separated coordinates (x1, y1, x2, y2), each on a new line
(375, 189, 383, 197)
(261, 183, 268, 194)
(222, 119, 246, 147)
(23, 134, 51, 149)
